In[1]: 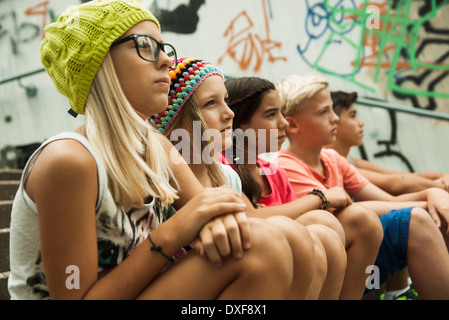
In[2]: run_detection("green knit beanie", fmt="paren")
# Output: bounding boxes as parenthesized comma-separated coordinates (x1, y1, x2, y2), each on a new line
(40, 0, 160, 116)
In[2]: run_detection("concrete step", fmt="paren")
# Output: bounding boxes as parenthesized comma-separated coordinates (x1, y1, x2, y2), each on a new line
(0, 276, 10, 300)
(0, 201, 12, 230)
(0, 169, 22, 181)
(0, 229, 10, 300)
(0, 232, 10, 273)
(0, 181, 20, 201)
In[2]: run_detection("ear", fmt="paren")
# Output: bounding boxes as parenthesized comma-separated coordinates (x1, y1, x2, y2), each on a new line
(285, 116, 299, 135)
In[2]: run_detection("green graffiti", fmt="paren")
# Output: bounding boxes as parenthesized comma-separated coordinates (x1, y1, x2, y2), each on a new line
(307, 0, 449, 98)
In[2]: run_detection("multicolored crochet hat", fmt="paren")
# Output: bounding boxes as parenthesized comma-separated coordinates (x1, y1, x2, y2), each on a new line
(150, 58, 224, 134)
(40, 0, 160, 116)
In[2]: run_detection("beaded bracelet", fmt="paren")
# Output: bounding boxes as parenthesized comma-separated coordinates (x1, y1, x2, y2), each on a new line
(148, 233, 175, 263)
(308, 189, 330, 210)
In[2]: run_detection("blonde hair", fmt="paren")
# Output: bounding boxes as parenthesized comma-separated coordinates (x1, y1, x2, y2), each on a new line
(276, 74, 329, 117)
(164, 93, 226, 188)
(84, 53, 179, 210)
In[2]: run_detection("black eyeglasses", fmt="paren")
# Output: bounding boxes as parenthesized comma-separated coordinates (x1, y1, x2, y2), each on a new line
(111, 34, 178, 69)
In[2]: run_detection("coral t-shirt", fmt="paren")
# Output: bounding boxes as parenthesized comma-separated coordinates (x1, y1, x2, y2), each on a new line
(277, 149, 369, 199)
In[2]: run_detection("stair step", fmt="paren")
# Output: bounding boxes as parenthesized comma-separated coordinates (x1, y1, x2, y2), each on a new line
(0, 201, 12, 229)
(0, 181, 20, 201)
(0, 169, 22, 181)
(0, 277, 10, 300)
(0, 232, 10, 273)
(0, 171, 20, 300)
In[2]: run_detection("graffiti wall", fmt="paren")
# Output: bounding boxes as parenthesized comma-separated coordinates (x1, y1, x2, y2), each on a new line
(1, 0, 448, 173)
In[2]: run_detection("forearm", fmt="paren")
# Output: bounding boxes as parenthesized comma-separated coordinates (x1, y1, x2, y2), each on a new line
(357, 168, 442, 195)
(246, 194, 322, 219)
(84, 222, 184, 300)
(418, 171, 443, 180)
(393, 188, 431, 202)
(356, 200, 427, 217)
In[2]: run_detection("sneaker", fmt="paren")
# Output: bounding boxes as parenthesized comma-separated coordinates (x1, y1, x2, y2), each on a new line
(394, 285, 420, 300)
(380, 285, 420, 300)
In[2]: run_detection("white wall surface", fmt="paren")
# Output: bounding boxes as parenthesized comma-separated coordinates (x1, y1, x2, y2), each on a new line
(1, 0, 448, 173)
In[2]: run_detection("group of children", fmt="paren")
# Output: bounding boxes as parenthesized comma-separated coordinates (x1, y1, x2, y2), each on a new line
(8, 0, 449, 300)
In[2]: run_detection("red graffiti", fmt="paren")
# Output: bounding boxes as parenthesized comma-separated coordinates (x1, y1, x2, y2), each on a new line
(218, 0, 286, 73)
(24, 0, 49, 40)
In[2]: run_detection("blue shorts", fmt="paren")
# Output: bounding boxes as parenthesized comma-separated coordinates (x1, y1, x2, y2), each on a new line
(374, 207, 413, 286)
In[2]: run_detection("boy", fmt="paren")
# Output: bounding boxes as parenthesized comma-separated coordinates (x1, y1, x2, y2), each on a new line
(276, 74, 449, 299)
(329, 90, 449, 196)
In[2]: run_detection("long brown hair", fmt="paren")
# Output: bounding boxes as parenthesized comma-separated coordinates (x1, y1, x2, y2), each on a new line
(224, 77, 276, 208)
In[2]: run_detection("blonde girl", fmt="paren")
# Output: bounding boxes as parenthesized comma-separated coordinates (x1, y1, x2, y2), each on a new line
(8, 1, 294, 300)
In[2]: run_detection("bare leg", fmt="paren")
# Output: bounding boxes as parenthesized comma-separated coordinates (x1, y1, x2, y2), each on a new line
(297, 206, 383, 299)
(306, 224, 347, 300)
(407, 208, 449, 299)
(335, 204, 383, 300)
(265, 216, 319, 300)
(137, 218, 294, 300)
(385, 268, 409, 295)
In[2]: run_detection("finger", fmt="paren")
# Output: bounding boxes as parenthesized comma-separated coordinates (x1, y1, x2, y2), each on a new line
(200, 202, 247, 221)
(346, 194, 353, 206)
(211, 218, 232, 259)
(200, 227, 223, 267)
(222, 214, 243, 259)
(193, 239, 206, 258)
(428, 206, 441, 229)
(233, 211, 251, 250)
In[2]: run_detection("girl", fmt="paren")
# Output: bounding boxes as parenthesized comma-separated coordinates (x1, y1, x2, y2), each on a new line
(151, 58, 345, 299)
(224, 77, 384, 300)
(8, 1, 294, 300)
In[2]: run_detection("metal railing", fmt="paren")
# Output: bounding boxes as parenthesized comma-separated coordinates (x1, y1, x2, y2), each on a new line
(0, 68, 46, 97)
(356, 97, 449, 122)
(0, 68, 46, 85)
(2, 68, 449, 122)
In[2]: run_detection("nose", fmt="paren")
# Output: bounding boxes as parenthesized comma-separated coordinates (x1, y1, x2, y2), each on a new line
(222, 103, 235, 122)
(331, 110, 340, 124)
(157, 48, 173, 69)
(279, 114, 288, 130)
(358, 117, 365, 128)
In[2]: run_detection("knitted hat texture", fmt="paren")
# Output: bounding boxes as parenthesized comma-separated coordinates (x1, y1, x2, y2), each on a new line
(150, 58, 224, 134)
(40, 0, 160, 115)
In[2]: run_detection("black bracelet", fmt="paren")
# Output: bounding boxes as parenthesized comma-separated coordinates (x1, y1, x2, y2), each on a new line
(308, 189, 329, 210)
(148, 233, 175, 263)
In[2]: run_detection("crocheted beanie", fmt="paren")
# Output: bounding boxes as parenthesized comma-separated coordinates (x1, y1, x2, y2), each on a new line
(40, 0, 160, 115)
(150, 58, 224, 134)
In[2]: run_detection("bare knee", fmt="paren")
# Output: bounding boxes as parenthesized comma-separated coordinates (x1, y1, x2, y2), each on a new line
(310, 233, 327, 282)
(297, 210, 346, 246)
(264, 216, 317, 293)
(337, 204, 383, 247)
(244, 218, 294, 291)
(409, 207, 440, 244)
(307, 224, 347, 271)
(266, 215, 315, 248)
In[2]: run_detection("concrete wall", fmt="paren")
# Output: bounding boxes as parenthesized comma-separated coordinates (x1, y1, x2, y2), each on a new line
(1, 0, 449, 173)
